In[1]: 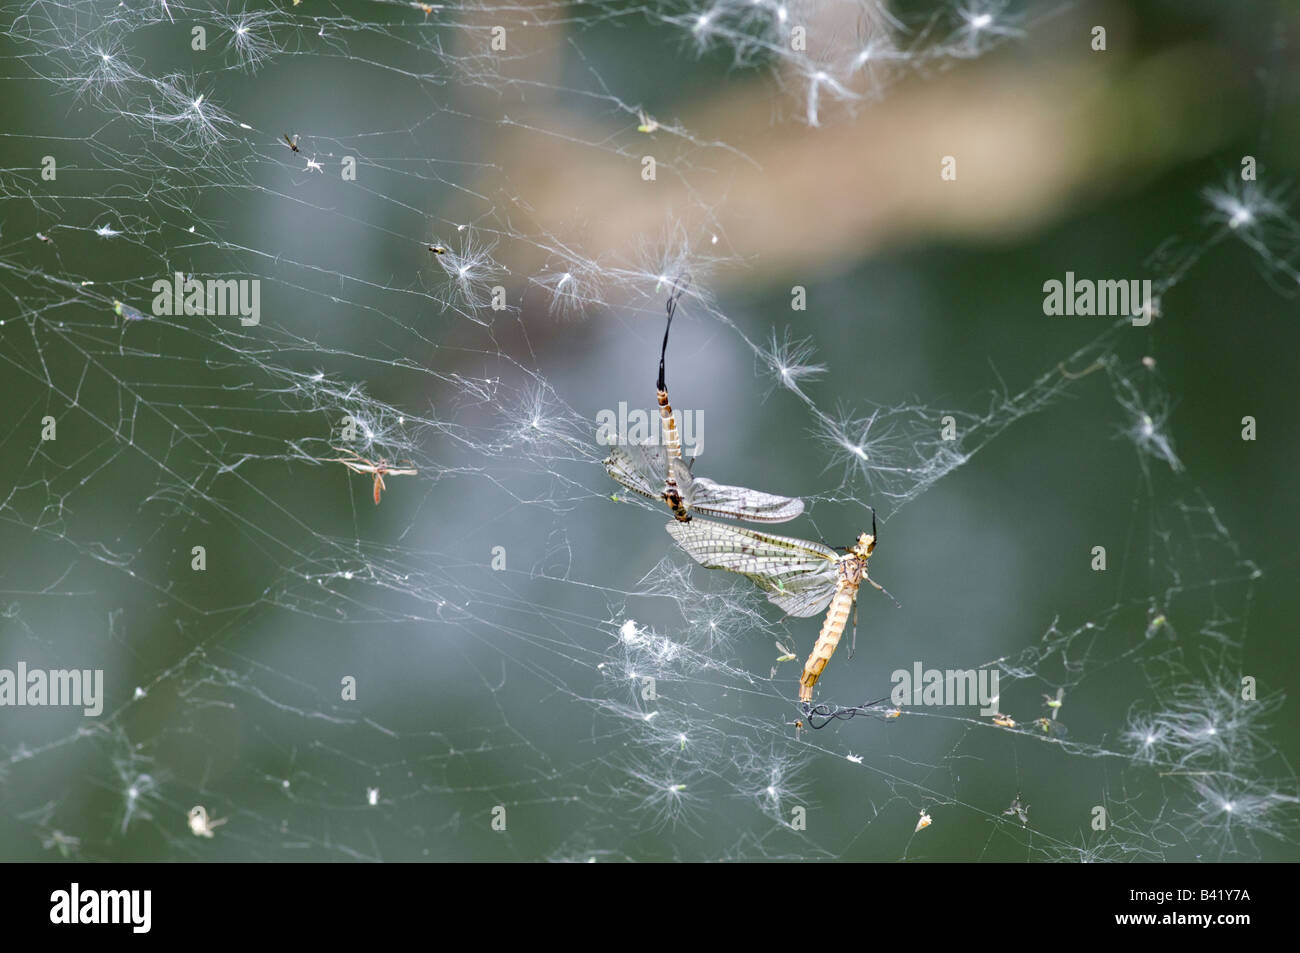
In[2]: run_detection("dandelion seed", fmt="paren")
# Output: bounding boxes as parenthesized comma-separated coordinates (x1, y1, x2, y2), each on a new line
(762, 328, 826, 395)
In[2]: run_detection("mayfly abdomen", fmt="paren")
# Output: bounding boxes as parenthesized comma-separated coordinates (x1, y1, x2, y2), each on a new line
(657, 388, 683, 461)
(799, 581, 859, 702)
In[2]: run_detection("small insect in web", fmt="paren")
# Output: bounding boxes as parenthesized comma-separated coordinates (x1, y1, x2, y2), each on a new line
(992, 713, 1016, 728)
(187, 805, 227, 838)
(1004, 796, 1029, 826)
(915, 810, 932, 832)
(320, 447, 418, 504)
(636, 109, 659, 133)
(113, 300, 148, 323)
(41, 830, 81, 857)
(427, 244, 447, 255)
(283, 133, 300, 153)
(1032, 717, 1068, 739)
(666, 509, 897, 702)
(36, 231, 54, 245)
(604, 276, 803, 524)
(1043, 687, 1064, 720)
(770, 640, 797, 677)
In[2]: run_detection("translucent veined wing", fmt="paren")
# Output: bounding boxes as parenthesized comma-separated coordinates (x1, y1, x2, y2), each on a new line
(669, 458, 803, 523)
(688, 475, 805, 523)
(665, 519, 840, 616)
(764, 576, 839, 618)
(604, 444, 667, 502)
(607, 445, 805, 524)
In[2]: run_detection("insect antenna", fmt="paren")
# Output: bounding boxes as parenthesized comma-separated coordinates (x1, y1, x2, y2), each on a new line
(657, 272, 692, 393)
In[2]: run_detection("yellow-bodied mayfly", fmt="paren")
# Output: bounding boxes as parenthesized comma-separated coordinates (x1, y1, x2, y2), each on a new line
(604, 276, 803, 524)
(666, 513, 895, 701)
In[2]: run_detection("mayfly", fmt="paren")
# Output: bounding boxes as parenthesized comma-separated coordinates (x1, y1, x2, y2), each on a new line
(603, 276, 803, 524)
(666, 512, 896, 702)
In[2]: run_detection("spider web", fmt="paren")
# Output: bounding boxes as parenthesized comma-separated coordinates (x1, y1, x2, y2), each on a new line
(1, 0, 1297, 862)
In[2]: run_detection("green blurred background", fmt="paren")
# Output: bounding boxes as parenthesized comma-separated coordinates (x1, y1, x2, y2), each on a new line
(0, 0, 1296, 860)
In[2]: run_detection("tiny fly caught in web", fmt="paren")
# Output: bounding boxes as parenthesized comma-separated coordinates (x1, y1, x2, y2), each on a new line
(320, 447, 418, 505)
(603, 275, 803, 524)
(666, 509, 898, 703)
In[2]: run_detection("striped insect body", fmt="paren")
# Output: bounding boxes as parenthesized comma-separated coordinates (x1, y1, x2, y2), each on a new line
(666, 520, 891, 701)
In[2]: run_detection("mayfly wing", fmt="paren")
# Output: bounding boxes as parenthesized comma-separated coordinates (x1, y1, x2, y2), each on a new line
(665, 519, 839, 616)
(604, 444, 668, 501)
(687, 475, 805, 523)
(669, 458, 804, 523)
(765, 579, 839, 618)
